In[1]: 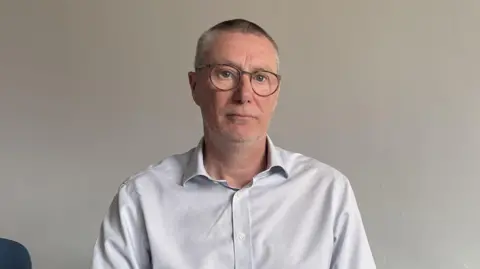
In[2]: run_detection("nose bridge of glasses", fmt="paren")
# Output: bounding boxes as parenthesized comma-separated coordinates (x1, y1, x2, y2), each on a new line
(237, 70, 255, 90)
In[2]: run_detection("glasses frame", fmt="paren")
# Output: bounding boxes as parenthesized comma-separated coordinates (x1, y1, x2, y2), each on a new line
(195, 63, 281, 97)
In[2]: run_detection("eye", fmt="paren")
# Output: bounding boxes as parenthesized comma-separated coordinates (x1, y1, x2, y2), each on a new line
(213, 65, 238, 80)
(219, 70, 233, 79)
(253, 73, 267, 83)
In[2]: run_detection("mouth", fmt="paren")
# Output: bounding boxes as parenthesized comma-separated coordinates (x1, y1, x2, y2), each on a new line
(226, 114, 256, 119)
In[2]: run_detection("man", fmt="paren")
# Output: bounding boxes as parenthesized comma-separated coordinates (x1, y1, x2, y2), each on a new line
(91, 18, 376, 269)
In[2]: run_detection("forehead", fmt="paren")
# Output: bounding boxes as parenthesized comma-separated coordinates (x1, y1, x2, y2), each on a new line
(206, 31, 278, 72)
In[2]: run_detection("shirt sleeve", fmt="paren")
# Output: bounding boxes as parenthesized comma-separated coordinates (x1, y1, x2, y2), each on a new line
(330, 176, 377, 269)
(91, 182, 150, 269)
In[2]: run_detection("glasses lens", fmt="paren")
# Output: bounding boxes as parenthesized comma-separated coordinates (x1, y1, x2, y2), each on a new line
(210, 65, 239, 90)
(251, 71, 279, 96)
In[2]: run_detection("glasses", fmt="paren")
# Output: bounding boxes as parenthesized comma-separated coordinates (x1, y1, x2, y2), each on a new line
(196, 64, 281, 97)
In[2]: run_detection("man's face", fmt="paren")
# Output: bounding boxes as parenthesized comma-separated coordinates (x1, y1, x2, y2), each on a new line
(188, 32, 280, 144)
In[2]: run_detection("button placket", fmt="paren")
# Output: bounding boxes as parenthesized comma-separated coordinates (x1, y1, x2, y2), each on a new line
(232, 190, 251, 269)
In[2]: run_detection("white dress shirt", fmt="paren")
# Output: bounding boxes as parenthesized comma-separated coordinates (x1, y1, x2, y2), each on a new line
(91, 137, 376, 269)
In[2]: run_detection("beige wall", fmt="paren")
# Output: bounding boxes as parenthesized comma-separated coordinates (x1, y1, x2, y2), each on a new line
(1, 1, 479, 268)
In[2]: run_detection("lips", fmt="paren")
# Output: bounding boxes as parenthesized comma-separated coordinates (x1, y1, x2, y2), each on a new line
(227, 114, 255, 118)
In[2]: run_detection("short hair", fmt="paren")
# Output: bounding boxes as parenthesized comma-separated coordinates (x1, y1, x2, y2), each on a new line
(194, 18, 279, 70)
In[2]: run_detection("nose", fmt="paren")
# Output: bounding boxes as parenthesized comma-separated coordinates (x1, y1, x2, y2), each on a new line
(232, 73, 254, 104)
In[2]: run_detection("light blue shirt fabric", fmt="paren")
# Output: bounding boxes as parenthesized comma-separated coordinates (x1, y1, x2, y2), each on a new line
(91, 137, 376, 269)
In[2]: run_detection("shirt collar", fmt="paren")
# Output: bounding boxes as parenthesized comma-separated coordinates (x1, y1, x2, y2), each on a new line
(181, 136, 289, 186)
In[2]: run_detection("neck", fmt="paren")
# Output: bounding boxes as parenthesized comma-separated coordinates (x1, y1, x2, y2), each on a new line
(203, 134, 268, 189)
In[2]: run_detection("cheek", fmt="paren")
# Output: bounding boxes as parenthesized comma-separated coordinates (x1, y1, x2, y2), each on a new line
(212, 93, 231, 110)
(258, 98, 277, 115)
(201, 92, 229, 120)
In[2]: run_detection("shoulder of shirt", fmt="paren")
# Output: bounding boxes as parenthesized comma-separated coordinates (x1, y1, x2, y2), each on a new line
(275, 145, 351, 187)
(116, 146, 195, 191)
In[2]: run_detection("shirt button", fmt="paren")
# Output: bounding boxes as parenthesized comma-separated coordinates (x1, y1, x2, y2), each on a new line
(237, 232, 246, 240)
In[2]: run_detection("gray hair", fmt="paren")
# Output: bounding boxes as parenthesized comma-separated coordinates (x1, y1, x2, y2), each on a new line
(194, 18, 280, 70)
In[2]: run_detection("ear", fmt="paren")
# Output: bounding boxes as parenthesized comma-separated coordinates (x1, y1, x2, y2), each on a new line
(188, 71, 196, 92)
(188, 71, 200, 106)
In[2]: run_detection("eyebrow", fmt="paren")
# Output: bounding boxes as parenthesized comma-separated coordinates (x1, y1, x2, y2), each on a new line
(217, 59, 277, 74)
